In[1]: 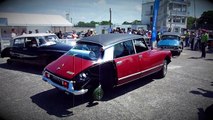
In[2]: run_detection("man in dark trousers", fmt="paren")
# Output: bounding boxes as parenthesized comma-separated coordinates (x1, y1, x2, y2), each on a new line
(200, 30, 209, 58)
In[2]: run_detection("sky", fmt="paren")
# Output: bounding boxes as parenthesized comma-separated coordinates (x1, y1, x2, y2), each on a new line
(0, 0, 142, 24)
(0, 0, 213, 25)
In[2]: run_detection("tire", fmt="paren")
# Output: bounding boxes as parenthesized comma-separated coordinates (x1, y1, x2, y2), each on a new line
(92, 85, 104, 101)
(7, 59, 13, 65)
(180, 43, 184, 52)
(158, 60, 168, 78)
(176, 51, 181, 56)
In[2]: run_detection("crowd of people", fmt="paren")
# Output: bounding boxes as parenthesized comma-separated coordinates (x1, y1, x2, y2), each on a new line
(184, 29, 210, 58)
(9, 27, 211, 58)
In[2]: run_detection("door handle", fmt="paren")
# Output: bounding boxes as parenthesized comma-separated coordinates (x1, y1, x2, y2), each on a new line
(116, 61, 122, 65)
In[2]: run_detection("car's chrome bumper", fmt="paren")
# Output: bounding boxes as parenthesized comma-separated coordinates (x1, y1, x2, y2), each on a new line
(158, 46, 182, 52)
(42, 76, 88, 95)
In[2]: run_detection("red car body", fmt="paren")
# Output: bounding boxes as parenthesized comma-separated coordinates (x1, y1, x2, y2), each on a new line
(42, 34, 172, 99)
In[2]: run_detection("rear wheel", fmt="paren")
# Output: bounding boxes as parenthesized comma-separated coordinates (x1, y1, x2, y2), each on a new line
(158, 60, 168, 78)
(7, 59, 13, 65)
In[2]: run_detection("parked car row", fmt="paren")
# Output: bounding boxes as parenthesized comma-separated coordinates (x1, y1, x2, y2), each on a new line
(1, 33, 173, 100)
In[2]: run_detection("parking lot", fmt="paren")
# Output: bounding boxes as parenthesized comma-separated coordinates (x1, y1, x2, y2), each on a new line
(0, 49, 213, 120)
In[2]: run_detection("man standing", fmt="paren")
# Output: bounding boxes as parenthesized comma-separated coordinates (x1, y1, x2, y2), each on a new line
(11, 28, 17, 46)
(11, 28, 17, 39)
(185, 31, 190, 47)
(201, 30, 209, 58)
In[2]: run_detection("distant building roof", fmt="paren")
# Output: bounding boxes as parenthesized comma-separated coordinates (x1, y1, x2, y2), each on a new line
(0, 12, 73, 26)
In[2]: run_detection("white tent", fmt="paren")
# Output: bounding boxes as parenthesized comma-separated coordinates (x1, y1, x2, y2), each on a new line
(0, 12, 73, 26)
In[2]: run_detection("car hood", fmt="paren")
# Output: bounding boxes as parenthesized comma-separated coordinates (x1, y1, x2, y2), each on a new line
(40, 42, 72, 52)
(158, 40, 180, 46)
(45, 55, 94, 80)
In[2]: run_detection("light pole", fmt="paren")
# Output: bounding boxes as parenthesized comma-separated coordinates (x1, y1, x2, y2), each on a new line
(109, 8, 112, 31)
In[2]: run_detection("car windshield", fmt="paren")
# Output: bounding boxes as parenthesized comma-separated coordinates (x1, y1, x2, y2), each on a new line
(66, 42, 102, 61)
(38, 35, 59, 46)
(161, 35, 180, 40)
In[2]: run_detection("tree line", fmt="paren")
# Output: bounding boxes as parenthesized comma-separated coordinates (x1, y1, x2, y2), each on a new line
(187, 10, 213, 30)
(74, 20, 142, 27)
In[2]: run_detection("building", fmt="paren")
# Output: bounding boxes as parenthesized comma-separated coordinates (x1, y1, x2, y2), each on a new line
(141, 1, 155, 27)
(142, 0, 190, 33)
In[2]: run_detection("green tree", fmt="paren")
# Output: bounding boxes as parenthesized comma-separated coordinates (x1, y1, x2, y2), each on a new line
(122, 21, 131, 25)
(197, 11, 213, 30)
(75, 21, 112, 27)
(132, 20, 141, 25)
(122, 20, 141, 25)
(100, 21, 111, 25)
(187, 16, 196, 29)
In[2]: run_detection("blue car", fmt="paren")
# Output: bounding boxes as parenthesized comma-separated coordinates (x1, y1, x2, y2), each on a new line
(157, 32, 183, 56)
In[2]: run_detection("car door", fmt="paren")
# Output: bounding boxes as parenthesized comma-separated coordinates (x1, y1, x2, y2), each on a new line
(22, 37, 39, 60)
(10, 37, 25, 58)
(133, 38, 162, 77)
(114, 40, 141, 85)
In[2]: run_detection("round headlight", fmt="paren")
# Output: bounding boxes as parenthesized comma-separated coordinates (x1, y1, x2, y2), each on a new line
(79, 72, 88, 82)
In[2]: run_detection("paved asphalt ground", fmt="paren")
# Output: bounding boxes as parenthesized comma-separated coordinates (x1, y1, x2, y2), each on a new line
(0, 48, 212, 120)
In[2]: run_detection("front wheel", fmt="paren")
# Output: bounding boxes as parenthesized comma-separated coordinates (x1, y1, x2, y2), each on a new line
(158, 60, 168, 78)
(7, 59, 13, 65)
(92, 85, 104, 101)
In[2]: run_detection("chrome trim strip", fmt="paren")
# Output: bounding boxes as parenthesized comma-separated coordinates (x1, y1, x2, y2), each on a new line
(118, 64, 163, 81)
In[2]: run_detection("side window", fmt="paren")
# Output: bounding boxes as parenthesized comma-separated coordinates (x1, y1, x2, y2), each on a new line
(114, 40, 135, 58)
(133, 38, 148, 53)
(13, 38, 25, 47)
(25, 37, 38, 48)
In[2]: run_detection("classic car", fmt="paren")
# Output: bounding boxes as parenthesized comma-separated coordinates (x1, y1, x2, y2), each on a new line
(42, 33, 172, 100)
(1, 33, 72, 66)
(157, 32, 184, 56)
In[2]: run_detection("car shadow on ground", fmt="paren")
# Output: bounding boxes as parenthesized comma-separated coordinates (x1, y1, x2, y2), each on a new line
(0, 61, 44, 75)
(188, 57, 213, 61)
(204, 58, 213, 61)
(30, 76, 155, 117)
(190, 85, 213, 120)
(188, 56, 202, 59)
(102, 76, 154, 101)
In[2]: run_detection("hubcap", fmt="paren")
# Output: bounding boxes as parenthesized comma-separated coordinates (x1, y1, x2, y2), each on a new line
(93, 85, 104, 101)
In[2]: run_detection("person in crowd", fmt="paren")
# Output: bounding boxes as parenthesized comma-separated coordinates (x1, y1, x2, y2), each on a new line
(84, 29, 95, 37)
(194, 29, 201, 51)
(185, 30, 190, 47)
(10, 28, 17, 46)
(72, 30, 78, 39)
(190, 31, 195, 50)
(156, 31, 161, 43)
(200, 30, 209, 58)
(57, 31, 63, 39)
(28, 31, 32, 34)
(84, 29, 91, 37)
(35, 29, 39, 33)
(11, 28, 17, 39)
(127, 28, 132, 34)
(21, 29, 26, 35)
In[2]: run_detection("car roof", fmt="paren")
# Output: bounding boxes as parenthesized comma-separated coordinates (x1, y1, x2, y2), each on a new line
(14, 33, 56, 39)
(162, 32, 181, 37)
(78, 33, 142, 47)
